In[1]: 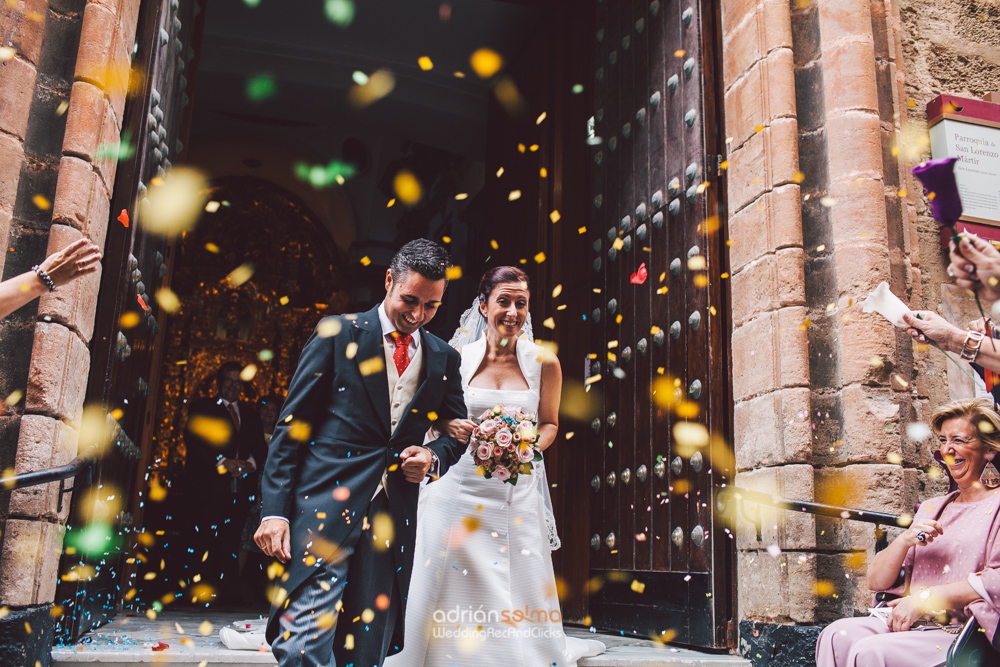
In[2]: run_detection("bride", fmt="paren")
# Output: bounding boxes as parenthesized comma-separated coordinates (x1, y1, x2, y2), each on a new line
(386, 266, 605, 667)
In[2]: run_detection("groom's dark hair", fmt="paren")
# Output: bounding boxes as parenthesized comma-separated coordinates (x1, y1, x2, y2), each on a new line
(389, 238, 454, 285)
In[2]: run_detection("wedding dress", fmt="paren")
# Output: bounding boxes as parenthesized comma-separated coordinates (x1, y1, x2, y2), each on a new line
(386, 334, 605, 667)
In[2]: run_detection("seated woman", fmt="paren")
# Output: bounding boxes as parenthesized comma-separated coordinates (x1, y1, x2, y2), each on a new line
(816, 397, 1000, 667)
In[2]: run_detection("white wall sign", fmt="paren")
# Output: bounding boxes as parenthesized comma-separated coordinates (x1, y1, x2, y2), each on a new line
(929, 119, 1000, 225)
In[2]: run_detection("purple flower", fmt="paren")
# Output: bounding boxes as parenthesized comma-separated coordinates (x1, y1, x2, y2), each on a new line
(911, 157, 963, 225)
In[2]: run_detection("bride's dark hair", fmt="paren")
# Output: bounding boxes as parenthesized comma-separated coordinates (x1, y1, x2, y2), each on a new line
(478, 266, 530, 306)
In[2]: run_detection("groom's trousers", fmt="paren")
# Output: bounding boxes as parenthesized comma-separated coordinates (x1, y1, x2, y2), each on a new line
(271, 490, 402, 667)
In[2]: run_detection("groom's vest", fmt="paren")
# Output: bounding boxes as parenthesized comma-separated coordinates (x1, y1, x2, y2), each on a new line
(373, 337, 426, 498)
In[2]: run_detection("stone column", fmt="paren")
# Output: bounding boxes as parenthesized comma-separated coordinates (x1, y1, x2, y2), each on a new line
(0, 1, 140, 664)
(724, 0, 931, 664)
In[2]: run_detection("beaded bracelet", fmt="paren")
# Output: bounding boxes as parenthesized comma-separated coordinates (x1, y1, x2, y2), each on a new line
(32, 265, 56, 292)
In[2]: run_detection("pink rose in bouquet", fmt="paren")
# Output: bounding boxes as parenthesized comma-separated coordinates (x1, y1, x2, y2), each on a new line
(468, 404, 542, 486)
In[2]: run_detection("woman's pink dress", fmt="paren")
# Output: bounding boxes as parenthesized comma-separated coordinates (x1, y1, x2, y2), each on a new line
(815, 490, 1000, 667)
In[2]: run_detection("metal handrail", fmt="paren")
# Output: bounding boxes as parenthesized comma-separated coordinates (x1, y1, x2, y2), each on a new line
(715, 485, 904, 546)
(0, 447, 99, 512)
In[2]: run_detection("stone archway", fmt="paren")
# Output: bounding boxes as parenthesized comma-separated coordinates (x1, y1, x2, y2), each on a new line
(131, 175, 347, 607)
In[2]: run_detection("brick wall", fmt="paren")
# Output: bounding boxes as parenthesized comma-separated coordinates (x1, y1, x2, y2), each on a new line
(723, 0, 937, 644)
(0, 0, 141, 621)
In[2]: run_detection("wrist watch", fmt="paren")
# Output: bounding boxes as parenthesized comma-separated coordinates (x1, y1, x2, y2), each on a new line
(960, 330, 985, 362)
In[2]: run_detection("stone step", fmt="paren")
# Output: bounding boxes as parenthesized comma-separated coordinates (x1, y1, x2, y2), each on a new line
(50, 611, 751, 667)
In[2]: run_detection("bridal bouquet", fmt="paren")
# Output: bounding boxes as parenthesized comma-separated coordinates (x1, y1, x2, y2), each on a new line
(470, 405, 542, 485)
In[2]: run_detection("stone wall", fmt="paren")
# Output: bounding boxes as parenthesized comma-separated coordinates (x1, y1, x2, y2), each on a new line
(0, 0, 140, 663)
(900, 0, 1000, 408)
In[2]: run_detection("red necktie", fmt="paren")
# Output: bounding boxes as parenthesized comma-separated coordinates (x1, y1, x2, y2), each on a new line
(390, 331, 412, 377)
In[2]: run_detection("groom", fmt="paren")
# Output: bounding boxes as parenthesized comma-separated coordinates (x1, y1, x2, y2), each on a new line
(255, 239, 467, 667)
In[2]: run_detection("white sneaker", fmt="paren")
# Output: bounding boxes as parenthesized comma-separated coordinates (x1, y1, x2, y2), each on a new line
(220, 626, 270, 650)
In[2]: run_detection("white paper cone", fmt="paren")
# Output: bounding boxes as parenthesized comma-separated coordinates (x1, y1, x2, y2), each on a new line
(862, 281, 912, 328)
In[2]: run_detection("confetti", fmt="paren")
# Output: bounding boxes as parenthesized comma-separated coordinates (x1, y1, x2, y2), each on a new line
(142, 167, 208, 235)
(324, 0, 356, 27)
(246, 74, 277, 102)
(418, 56, 434, 71)
(294, 160, 358, 188)
(187, 416, 232, 446)
(630, 579, 646, 593)
(394, 170, 423, 205)
(446, 266, 463, 280)
(32, 194, 50, 210)
(94, 130, 135, 161)
(907, 422, 931, 441)
(359, 356, 385, 376)
(470, 48, 503, 78)
(534, 251, 545, 263)
(630, 262, 647, 284)
(317, 318, 342, 338)
(687, 256, 706, 270)
(820, 196, 836, 207)
(227, 263, 254, 287)
(0, 47, 14, 61)
(4, 390, 23, 407)
(542, 317, 555, 329)
(509, 190, 522, 201)
(673, 422, 709, 448)
(372, 513, 394, 551)
(349, 69, 395, 108)
(455, 193, 468, 200)
(155, 287, 180, 313)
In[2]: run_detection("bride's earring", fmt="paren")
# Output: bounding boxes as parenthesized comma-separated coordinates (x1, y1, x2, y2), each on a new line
(981, 456, 1000, 489)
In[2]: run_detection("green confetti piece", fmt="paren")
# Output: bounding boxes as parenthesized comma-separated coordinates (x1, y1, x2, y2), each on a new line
(246, 74, 277, 102)
(324, 0, 356, 27)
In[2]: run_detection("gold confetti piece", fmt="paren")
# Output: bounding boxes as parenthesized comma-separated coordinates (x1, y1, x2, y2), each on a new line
(490, 239, 499, 250)
(578, 226, 587, 234)
(289, 421, 311, 441)
(345, 342, 358, 359)
(557, 304, 567, 310)
(155, 288, 181, 313)
(674, 49, 685, 57)
(709, 306, 717, 316)
(418, 56, 433, 70)
(897, 513, 913, 527)
(204, 200, 221, 213)
(616, 314, 622, 323)
(551, 284, 563, 297)
(549, 210, 561, 223)
(4, 390, 22, 407)
(815, 580, 836, 597)
(143, 167, 209, 235)
(349, 69, 395, 108)
(205, 243, 220, 253)
(446, 266, 462, 280)
(536, 112, 547, 124)
(585, 374, 602, 385)
(676, 401, 699, 418)
(33, 195, 50, 210)
(453, 71, 465, 78)
(317, 318, 342, 338)
(240, 364, 257, 382)
(693, 275, 708, 287)
(187, 416, 232, 446)
(820, 196, 836, 207)
(386, 198, 396, 208)
(887, 452, 903, 464)
(518, 143, 526, 153)
(687, 256, 706, 270)
(394, 170, 423, 205)
(631, 579, 646, 593)
(470, 48, 503, 78)
(673, 422, 709, 448)
(815, 244, 826, 252)
(540, 167, 548, 178)
(227, 263, 254, 287)
(359, 356, 385, 376)
(534, 252, 546, 263)
(372, 513, 394, 551)
(360, 256, 371, 267)
(455, 193, 468, 200)
(719, 160, 729, 170)
(427, 411, 438, 421)
(543, 317, 555, 329)
(612, 237, 624, 251)
(529, 144, 539, 152)
(0, 47, 15, 61)
(345, 634, 355, 650)
(509, 190, 522, 201)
